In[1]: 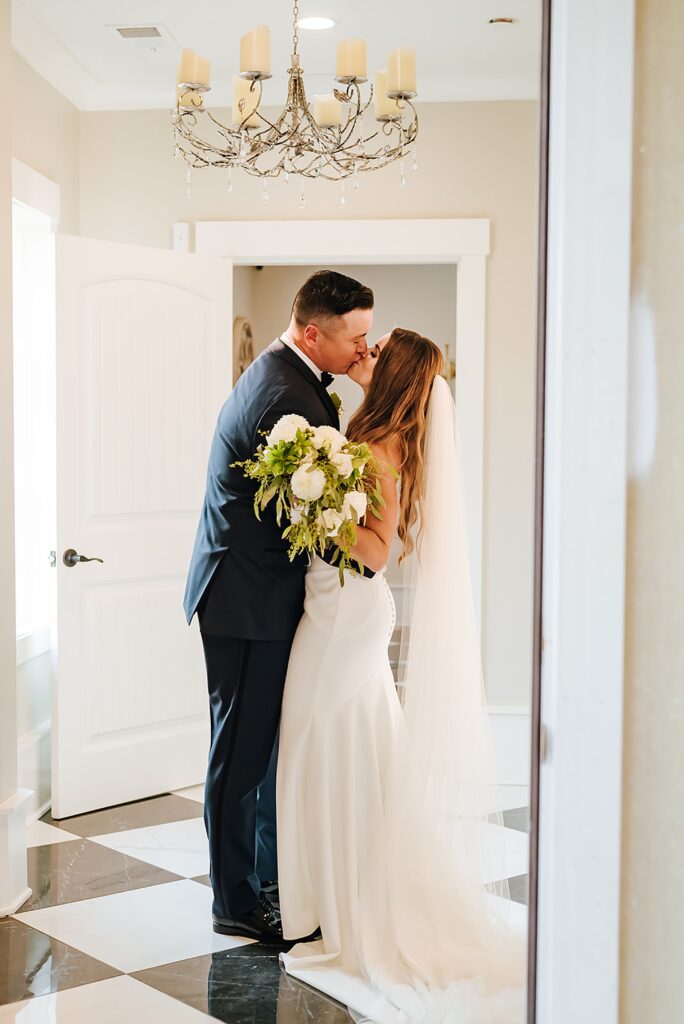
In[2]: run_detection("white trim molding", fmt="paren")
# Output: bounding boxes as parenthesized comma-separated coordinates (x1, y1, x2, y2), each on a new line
(535, 0, 635, 1021)
(0, 787, 33, 916)
(16, 625, 50, 666)
(17, 720, 51, 825)
(195, 218, 489, 628)
(11, 2, 539, 111)
(11, 159, 60, 224)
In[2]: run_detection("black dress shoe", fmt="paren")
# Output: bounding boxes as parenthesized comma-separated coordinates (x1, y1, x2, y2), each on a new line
(213, 895, 287, 947)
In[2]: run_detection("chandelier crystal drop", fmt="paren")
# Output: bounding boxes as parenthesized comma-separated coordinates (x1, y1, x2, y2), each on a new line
(172, 0, 419, 184)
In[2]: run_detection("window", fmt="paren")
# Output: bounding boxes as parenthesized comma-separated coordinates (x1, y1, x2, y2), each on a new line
(12, 200, 56, 638)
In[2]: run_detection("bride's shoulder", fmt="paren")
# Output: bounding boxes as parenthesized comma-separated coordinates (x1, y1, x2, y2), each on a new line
(369, 436, 402, 477)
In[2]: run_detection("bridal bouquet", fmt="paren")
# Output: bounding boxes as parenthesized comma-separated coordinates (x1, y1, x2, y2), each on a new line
(234, 414, 384, 580)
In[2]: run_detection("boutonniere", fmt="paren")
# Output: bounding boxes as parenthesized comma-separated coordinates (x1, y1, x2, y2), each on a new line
(329, 391, 344, 416)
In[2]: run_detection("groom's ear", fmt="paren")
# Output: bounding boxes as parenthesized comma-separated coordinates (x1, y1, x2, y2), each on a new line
(303, 323, 320, 348)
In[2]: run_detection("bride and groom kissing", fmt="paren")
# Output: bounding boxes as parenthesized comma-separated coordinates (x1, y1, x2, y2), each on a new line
(184, 271, 524, 1022)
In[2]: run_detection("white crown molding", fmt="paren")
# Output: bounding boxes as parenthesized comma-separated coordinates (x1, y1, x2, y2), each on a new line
(12, 1, 539, 112)
(12, 0, 94, 109)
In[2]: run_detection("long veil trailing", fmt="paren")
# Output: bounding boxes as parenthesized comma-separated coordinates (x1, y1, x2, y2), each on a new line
(282, 375, 525, 1024)
(398, 374, 512, 901)
(355, 374, 525, 1018)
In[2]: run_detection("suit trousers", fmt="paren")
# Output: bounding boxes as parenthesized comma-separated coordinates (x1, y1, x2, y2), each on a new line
(200, 632, 292, 919)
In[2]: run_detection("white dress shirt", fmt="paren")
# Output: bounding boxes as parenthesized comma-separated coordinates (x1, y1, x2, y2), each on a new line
(280, 332, 322, 382)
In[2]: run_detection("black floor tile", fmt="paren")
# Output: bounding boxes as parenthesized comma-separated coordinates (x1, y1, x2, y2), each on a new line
(501, 807, 530, 833)
(41, 793, 203, 838)
(0, 917, 121, 1006)
(487, 805, 530, 833)
(506, 874, 529, 906)
(18, 839, 182, 912)
(133, 945, 352, 1024)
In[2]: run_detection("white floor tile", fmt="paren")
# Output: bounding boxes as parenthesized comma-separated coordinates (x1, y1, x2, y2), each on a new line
(89, 817, 209, 877)
(14, 879, 253, 973)
(0, 975, 215, 1023)
(26, 820, 80, 848)
(489, 893, 529, 933)
(173, 784, 204, 804)
(479, 822, 529, 885)
(492, 785, 530, 813)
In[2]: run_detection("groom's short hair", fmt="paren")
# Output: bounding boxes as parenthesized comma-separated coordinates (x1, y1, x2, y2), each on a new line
(292, 270, 374, 326)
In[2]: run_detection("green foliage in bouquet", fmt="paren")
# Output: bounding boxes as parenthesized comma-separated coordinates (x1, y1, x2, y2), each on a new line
(233, 414, 387, 583)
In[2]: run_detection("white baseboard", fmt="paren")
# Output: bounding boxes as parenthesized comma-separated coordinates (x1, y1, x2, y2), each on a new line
(17, 719, 51, 821)
(488, 705, 531, 787)
(0, 788, 33, 917)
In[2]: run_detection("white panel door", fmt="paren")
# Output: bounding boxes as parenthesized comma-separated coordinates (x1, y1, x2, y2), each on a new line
(52, 235, 232, 818)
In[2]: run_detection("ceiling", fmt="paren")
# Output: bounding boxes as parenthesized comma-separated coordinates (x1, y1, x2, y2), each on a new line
(12, 0, 542, 111)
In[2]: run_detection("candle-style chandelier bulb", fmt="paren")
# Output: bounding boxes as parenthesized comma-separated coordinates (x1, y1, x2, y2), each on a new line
(172, 0, 418, 185)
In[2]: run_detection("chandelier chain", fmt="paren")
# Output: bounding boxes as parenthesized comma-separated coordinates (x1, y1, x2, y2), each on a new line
(292, 0, 300, 56)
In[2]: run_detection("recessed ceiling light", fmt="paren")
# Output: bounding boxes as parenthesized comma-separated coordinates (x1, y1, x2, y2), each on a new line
(298, 16, 336, 31)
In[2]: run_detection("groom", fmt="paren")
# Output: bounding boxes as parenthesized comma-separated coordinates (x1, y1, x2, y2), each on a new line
(184, 270, 374, 944)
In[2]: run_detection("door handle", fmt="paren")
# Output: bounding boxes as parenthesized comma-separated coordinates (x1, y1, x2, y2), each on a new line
(63, 548, 104, 568)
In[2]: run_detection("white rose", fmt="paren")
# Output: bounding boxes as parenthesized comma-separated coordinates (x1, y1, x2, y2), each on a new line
(290, 501, 309, 524)
(321, 508, 345, 537)
(330, 451, 353, 478)
(342, 491, 368, 521)
(267, 414, 310, 445)
(291, 465, 326, 501)
(311, 425, 346, 455)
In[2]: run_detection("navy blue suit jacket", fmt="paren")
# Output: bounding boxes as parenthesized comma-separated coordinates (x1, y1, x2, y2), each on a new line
(183, 338, 340, 641)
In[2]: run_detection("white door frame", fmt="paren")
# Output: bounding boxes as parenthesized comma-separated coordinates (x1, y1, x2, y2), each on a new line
(195, 218, 489, 629)
(534, 1, 635, 1021)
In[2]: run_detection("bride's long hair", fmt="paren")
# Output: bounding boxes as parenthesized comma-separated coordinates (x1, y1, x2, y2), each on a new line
(347, 327, 443, 559)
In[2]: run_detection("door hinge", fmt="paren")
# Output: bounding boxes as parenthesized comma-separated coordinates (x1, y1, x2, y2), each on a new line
(540, 723, 551, 764)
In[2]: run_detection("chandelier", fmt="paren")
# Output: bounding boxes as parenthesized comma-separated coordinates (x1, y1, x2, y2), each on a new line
(172, 0, 419, 203)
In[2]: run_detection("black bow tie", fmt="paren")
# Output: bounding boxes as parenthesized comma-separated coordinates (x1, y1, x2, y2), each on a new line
(320, 372, 334, 388)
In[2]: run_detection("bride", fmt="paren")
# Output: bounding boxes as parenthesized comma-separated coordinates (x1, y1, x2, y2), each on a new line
(276, 328, 525, 1023)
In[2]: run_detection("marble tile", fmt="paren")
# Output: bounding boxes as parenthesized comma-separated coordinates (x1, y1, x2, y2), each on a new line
(490, 785, 530, 813)
(26, 821, 80, 848)
(502, 807, 530, 833)
(506, 874, 529, 906)
(0, 917, 120, 1006)
(17, 839, 181, 913)
(90, 817, 209, 878)
(15, 880, 253, 974)
(489, 892, 529, 933)
(133, 945, 352, 1024)
(479, 822, 529, 885)
(0, 974, 216, 1023)
(488, 806, 530, 833)
(41, 794, 203, 838)
(173, 785, 205, 804)
(192, 874, 211, 888)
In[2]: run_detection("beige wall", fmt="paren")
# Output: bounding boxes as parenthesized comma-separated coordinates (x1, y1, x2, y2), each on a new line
(620, 1, 684, 1019)
(8, 78, 539, 708)
(79, 101, 538, 707)
(11, 53, 79, 234)
(236, 263, 457, 423)
(1, 0, 17, 802)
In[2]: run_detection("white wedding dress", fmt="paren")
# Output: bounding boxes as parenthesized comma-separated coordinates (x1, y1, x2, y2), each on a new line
(276, 378, 526, 1023)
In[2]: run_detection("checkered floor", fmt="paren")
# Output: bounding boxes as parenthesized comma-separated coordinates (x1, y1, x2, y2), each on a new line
(0, 786, 529, 1022)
